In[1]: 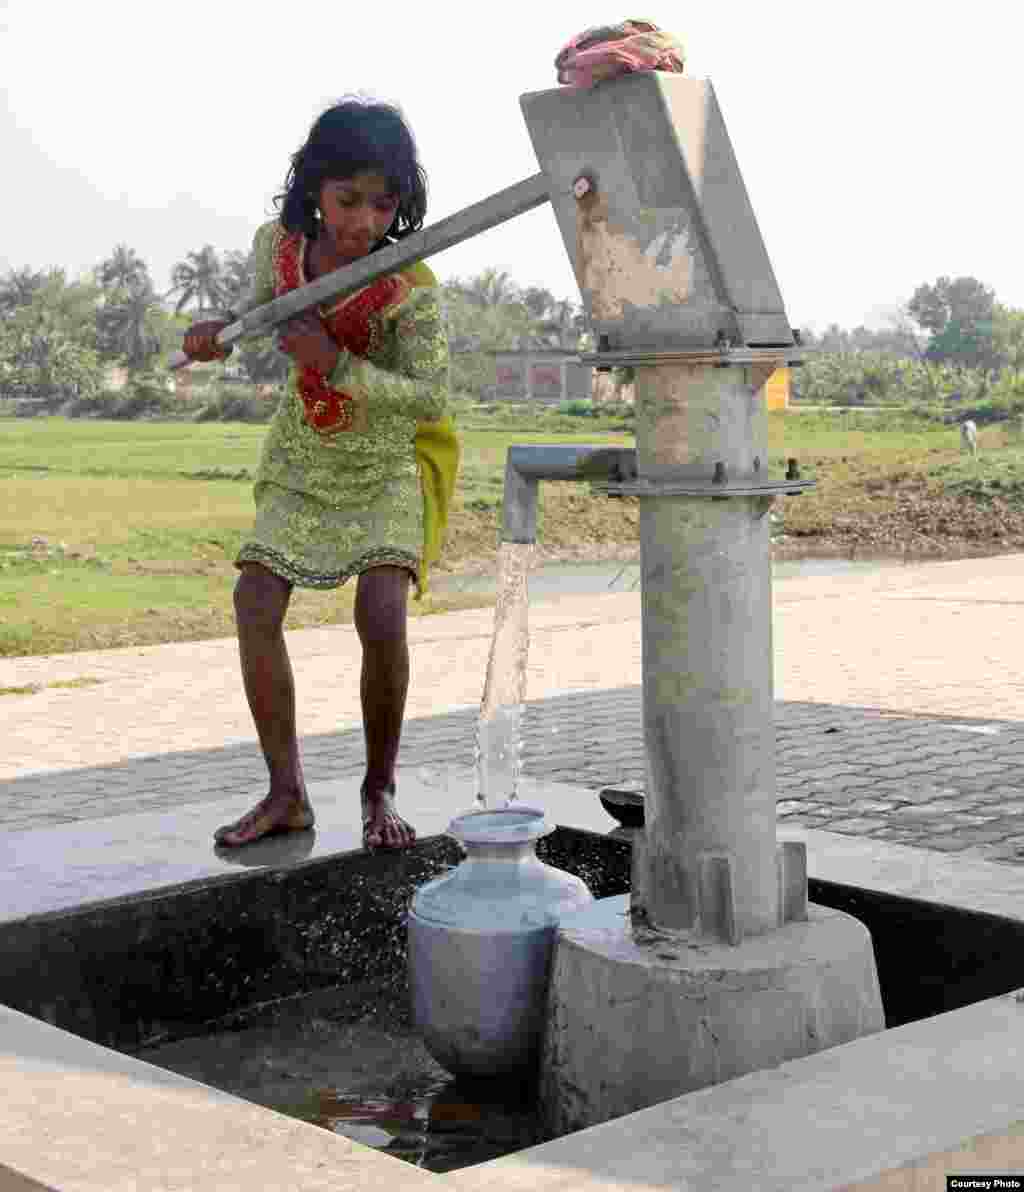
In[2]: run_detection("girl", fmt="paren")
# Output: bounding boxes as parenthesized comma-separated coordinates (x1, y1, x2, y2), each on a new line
(182, 95, 460, 852)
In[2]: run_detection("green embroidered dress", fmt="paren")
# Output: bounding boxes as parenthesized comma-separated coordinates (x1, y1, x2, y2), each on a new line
(232, 219, 454, 598)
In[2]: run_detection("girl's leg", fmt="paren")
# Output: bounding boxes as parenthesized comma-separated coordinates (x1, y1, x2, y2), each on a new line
(355, 565, 415, 849)
(215, 563, 313, 846)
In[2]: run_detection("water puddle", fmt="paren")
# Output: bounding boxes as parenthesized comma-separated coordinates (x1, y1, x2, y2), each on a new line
(433, 554, 940, 602)
(306, 1078, 541, 1172)
(136, 984, 544, 1174)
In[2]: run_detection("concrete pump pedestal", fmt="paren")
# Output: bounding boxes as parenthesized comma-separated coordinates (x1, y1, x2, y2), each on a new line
(538, 894, 885, 1138)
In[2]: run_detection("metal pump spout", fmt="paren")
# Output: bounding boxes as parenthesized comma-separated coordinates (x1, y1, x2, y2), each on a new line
(501, 445, 638, 544)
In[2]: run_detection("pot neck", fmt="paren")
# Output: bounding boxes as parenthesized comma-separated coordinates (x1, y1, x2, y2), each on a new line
(458, 841, 540, 864)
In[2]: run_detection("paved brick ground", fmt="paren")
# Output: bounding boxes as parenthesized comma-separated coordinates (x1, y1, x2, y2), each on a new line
(5, 554, 1024, 864)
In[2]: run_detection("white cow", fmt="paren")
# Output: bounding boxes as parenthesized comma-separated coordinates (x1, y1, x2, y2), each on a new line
(960, 420, 978, 457)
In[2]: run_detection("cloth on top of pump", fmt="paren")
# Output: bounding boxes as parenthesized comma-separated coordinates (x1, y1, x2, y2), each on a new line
(554, 18, 685, 89)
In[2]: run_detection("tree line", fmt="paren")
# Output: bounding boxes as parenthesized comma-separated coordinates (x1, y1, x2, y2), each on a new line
(0, 240, 592, 408)
(2, 238, 1022, 418)
(795, 278, 1024, 414)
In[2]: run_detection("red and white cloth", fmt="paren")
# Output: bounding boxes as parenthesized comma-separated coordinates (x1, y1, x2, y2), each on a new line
(555, 17, 685, 89)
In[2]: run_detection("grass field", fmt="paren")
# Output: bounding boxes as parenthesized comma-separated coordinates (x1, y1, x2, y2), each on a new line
(0, 408, 1018, 661)
(0, 413, 636, 659)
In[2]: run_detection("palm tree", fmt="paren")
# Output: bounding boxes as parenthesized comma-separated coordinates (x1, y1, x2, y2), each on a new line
(539, 297, 586, 351)
(98, 245, 149, 297)
(220, 249, 253, 313)
(516, 286, 586, 350)
(166, 245, 226, 316)
(520, 285, 556, 322)
(0, 267, 48, 316)
(463, 267, 519, 310)
(95, 279, 163, 369)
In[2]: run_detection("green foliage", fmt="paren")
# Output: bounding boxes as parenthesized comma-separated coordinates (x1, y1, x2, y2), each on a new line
(191, 385, 278, 424)
(93, 246, 165, 371)
(0, 271, 105, 410)
(106, 382, 180, 421)
(907, 275, 998, 370)
(64, 373, 180, 421)
(908, 275, 994, 335)
(928, 449, 1024, 505)
(62, 390, 125, 419)
(219, 249, 253, 313)
(801, 319, 924, 358)
(936, 369, 1024, 426)
(154, 309, 195, 357)
(994, 305, 1024, 372)
(448, 397, 632, 435)
(167, 245, 227, 317)
(793, 350, 1008, 414)
(559, 398, 600, 418)
(443, 284, 534, 352)
(0, 267, 50, 316)
(97, 245, 149, 295)
(925, 318, 995, 371)
(95, 282, 166, 370)
(794, 351, 916, 405)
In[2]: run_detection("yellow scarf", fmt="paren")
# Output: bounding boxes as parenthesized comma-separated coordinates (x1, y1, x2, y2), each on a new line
(414, 414, 461, 601)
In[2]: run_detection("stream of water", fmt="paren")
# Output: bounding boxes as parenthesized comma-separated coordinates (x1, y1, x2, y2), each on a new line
(472, 541, 536, 809)
(465, 549, 940, 810)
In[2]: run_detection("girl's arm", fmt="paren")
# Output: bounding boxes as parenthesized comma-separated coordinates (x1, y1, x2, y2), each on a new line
(326, 282, 450, 423)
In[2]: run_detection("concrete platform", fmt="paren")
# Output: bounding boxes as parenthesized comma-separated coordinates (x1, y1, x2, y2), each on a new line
(0, 768, 616, 922)
(3, 770, 1024, 1189)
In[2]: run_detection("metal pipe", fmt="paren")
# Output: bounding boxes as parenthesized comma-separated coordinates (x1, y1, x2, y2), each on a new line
(634, 359, 778, 940)
(501, 444, 637, 544)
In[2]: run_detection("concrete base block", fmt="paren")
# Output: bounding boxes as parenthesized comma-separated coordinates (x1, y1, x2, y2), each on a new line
(538, 894, 885, 1137)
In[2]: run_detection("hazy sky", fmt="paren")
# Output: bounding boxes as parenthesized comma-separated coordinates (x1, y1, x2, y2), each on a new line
(1, 1, 1020, 334)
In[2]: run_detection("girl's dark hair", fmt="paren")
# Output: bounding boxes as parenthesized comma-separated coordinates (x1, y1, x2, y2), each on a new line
(273, 94, 428, 248)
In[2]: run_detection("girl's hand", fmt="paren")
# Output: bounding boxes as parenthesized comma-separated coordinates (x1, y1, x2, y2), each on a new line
(183, 320, 233, 361)
(276, 311, 340, 375)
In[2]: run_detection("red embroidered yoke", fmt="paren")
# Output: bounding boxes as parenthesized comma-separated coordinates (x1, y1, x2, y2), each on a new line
(271, 225, 413, 436)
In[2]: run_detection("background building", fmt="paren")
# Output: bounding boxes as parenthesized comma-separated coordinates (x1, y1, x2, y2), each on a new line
(489, 349, 594, 405)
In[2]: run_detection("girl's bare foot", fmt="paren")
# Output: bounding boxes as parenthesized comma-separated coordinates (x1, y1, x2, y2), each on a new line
(361, 780, 416, 851)
(214, 789, 315, 847)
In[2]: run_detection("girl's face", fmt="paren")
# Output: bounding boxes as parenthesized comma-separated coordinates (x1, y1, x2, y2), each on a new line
(317, 171, 400, 259)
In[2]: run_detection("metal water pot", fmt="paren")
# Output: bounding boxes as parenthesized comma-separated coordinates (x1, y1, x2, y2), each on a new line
(407, 806, 593, 1079)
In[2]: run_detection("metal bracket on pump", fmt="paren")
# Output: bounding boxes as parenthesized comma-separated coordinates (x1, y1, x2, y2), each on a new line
(589, 473, 816, 499)
(579, 341, 816, 499)
(575, 425, 815, 502)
